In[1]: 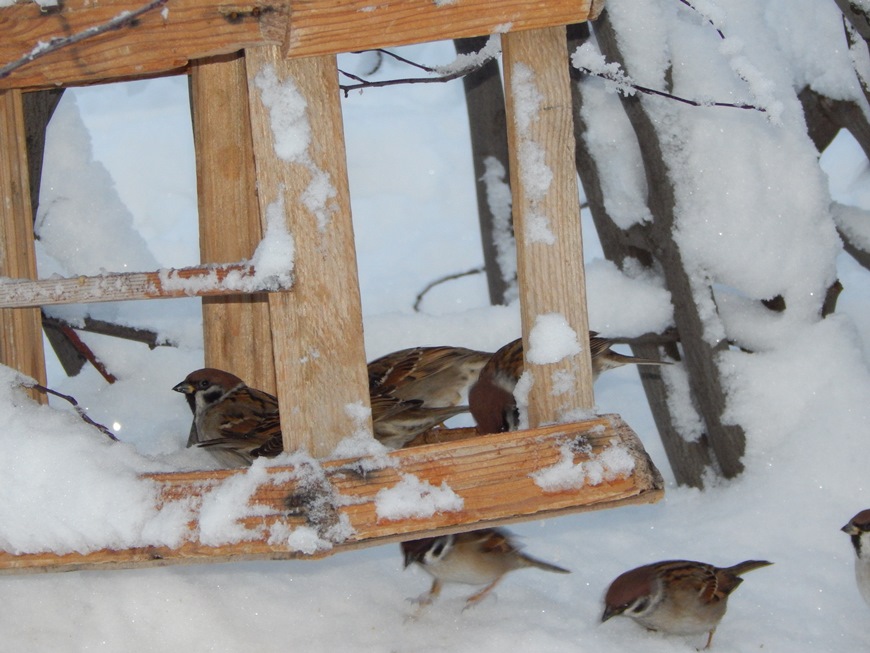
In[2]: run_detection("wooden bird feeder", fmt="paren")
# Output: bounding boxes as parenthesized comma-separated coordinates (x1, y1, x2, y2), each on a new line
(0, 0, 662, 574)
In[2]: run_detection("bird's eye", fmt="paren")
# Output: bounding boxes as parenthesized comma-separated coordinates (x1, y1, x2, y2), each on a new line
(198, 380, 210, 389)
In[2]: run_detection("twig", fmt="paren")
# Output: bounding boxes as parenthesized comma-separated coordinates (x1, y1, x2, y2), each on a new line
(413, 267, 484, 312)
(344, 42, 761, 113)
(676, 0, 725, 39)
(576, 65, 766, 112)
(338, 64, 494, 96)
(338, 52, 498, 96)
(0, 0, 169, 80)
(371, 48, 437, 73)
(23, 382, 119, 442)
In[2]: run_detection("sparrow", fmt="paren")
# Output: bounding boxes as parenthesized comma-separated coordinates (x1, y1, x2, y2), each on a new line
(842, 509, 870, 608)
(370, 394, 471, 450)
(469, 332, 671, 434)
(368, 345, 493, 448)
(401, 527, 570, 609)
(173, 368, 284, 467)
(602, 559, 773, 649)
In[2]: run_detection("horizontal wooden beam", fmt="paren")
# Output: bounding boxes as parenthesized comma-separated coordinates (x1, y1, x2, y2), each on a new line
(0, 0, 594, 90)
(0, 0, 286, 90)
(0, 262, 291, 308)
(284, 0, 593, 60)
(0, 415, 662, 573)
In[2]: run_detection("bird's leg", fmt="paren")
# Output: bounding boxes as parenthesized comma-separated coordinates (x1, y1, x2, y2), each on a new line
(701, 627, 716, 650)
(411, 579, 442, 608)
(462, 575, 505, 610)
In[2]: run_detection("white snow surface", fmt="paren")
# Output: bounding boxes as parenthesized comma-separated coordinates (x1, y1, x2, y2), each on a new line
(1, 1, 870, 650)
(375, 474, 464, 521)
(526, 313, 582, 364)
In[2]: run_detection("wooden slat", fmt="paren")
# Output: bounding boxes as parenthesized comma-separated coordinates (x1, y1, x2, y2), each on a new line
(191, 53, 278, 394)
(0, 262, 284, 308)
(0, 0, 286, 91)
(0, 89, 46, 401)
(0, 0, 594, 91)
(0, 415, 663, 573)
(502, 27, 593, 428)
(244, 47, 371, 457)
(283, 0, 593, 59)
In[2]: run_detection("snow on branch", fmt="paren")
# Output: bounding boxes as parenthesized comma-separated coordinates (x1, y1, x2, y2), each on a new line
(571, 42, 767, 113)
(0, 0, 168, 80)
(677, 0, 725, 39)
(17, 378, 118, 442)
(338, 35, 502, 96)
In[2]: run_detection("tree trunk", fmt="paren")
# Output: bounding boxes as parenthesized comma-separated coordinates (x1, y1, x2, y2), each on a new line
(454, 36, 515, 305)
(591, 12, 747, 479)
(567, 23, 712, 488)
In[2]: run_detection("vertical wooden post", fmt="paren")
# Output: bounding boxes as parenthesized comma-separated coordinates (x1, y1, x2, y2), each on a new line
(0, 90, 46, 401)
(190, 54, 277, 393)
(244, 47, 371, 457)
(502, 27, 593, 427)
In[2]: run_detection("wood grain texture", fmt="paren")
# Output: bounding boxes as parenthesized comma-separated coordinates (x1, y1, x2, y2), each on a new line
(0, 0, 287, 91)
(0, 416, 663, 573)
(502, 27, 593, 428)
(191, 54, 278, 394)
(0, 262, 277, 308)
(283, 0, 593, 59)
(244, 47, 371, 457)
(0, 90, 46, 400)
(0, 0, 593, 90)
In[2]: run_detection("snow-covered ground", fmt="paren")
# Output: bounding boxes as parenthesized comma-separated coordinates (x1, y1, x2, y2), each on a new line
(2, 0, 870, 650)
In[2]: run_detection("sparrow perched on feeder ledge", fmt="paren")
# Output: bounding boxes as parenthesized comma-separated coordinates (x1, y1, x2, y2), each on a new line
(601, 559, 772, 649)
(401, 527, 570, 609)
(469, 332, 671, 434)
(173, 368, 284, 468)
(175, 345, 493, 466)
(842, 509, 870, 608)
(368, 345, 493, 448)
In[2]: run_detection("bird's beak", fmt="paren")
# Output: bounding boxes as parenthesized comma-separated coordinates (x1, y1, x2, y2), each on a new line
(601, 606, 619, 623)
(173, 381, 194, 394)
(842, 523, 858, 535)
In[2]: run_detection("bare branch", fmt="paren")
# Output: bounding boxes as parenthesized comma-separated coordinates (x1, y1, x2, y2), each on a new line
(370, 48, 437, 73)
(413, 266, 484, 312)
(338, 59, 497, 96)
(0, 0, 168, 80)
(835, 0, 870, 42)
(20, 382, 119, 442)
(575, 64, 766, 112)
(676, 0, 725, 39)
(339, 45, 499, 96)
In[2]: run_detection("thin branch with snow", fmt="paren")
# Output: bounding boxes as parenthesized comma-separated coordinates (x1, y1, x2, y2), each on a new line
(22, 382, 119, 442)
(338, 36, 501, 96)
(0, 0, 169, 80)
(572, 44, 766, 113)
(676, 0, 725, 39)
(338, 61, 496, 96)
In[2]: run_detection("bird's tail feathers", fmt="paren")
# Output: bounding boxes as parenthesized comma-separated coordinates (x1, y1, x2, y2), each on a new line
(725, 560, 773, 576)
(520, 554, 571, 574)
(607, 352, 672, 368)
